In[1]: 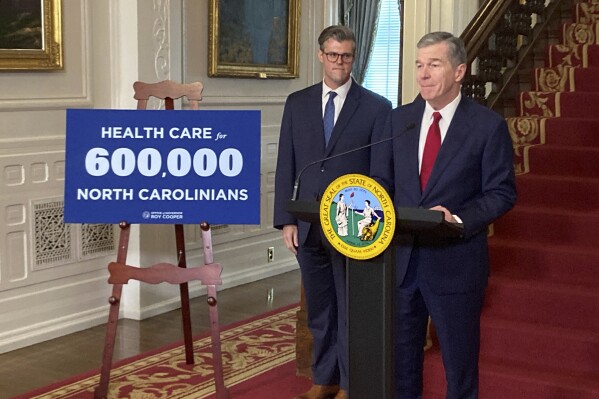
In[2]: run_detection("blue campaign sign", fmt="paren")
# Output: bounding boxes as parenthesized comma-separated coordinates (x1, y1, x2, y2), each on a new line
(64, 109, 261, 225)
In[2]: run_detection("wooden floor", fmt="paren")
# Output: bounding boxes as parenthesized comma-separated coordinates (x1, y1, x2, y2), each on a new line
(0, 269, 301, 399)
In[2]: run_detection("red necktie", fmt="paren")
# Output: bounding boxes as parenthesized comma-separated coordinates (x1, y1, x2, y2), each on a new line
(420, 111, 442, 190)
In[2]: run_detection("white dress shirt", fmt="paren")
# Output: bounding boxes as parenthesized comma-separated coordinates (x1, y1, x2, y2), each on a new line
(418, 93, 462, 173)
(322, 78, 352, 124)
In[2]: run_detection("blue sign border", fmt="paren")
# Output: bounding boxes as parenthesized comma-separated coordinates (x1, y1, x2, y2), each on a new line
(64, 109, 261, 225)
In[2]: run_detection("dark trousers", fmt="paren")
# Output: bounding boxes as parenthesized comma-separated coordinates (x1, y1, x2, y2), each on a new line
(296, 225, 348, 390)
(394, 246, 485, 399)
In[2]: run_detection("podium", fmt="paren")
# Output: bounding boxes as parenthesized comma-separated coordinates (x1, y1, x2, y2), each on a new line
(286, 199, 463, 398)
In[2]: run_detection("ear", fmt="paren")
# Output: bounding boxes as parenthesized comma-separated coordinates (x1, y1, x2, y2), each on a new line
(317, 50, 325, 64)
(455, 63, 467, 82)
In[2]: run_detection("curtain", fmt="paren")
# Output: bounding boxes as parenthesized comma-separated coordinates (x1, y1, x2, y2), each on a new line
(339, 0, 382, 84)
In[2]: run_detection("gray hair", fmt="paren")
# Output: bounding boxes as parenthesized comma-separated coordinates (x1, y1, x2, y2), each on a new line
(318, 25, 356, 52)
(417, 32, 467, 67)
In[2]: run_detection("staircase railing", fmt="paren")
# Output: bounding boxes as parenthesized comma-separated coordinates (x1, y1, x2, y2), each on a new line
(460, 0, 571, 117)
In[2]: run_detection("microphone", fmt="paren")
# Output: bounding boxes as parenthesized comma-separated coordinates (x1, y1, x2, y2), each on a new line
(290, 122, 416, 201)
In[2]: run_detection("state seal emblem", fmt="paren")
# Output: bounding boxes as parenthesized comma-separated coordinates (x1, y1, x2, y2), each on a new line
(320, 174, 395, 260)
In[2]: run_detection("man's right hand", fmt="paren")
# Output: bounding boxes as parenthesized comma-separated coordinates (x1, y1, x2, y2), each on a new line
(282, 224, 299, 255)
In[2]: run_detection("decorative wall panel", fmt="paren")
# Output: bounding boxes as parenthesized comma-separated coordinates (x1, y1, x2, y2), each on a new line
(80, 223, 115, 259)
(32, 199, 73, 269)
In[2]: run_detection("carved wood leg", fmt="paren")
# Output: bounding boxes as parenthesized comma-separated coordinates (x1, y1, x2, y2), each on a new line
(94, 284, 122, 399)
(206, 285, 230, 399)
(94, 222, 130, 399)
(175, 224, 194, 365)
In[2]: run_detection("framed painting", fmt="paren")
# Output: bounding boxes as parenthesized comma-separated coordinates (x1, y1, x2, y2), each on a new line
(0, 0, 63, 71)
(208, 0, 300, 79)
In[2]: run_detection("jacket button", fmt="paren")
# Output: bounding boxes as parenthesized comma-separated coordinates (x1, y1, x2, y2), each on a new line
(320, 167, 325, 172)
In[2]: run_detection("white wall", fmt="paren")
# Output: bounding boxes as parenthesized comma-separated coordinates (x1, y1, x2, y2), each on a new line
(401, 0, 480, 103)
(0, 0, 114, 353)
(0, 0, 335, 353)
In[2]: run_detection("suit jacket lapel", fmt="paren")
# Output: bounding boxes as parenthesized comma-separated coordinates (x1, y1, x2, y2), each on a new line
(422, 97, 472, 196)
(304, 84, 328, 154)
(398, 100, 425, 202)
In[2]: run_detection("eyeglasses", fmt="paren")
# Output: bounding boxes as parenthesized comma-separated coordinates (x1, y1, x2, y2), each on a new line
(323, 52, 355, 63)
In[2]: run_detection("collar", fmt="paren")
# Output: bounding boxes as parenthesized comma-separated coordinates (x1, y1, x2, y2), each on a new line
(322, 78, 352, 101)
(424, 93, 461, 125)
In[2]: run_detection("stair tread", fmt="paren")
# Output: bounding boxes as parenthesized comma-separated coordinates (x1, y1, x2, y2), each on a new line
(480, 356, 599, 391)
(545, 116, 599, 121)
(489, 236, 599, 256)
(537, 66, 599, 70)
(528, 143, 599, 152)
(508, 116, 599, 122)
(479, 315, 599, 377)
(481, 315, 599, 342)
(488, 275, 599, 299)
(523, 90, 599, 96)
(509, 203, 599, 216)
(425, 347, 599, 391)
(517, 173, 599, 183)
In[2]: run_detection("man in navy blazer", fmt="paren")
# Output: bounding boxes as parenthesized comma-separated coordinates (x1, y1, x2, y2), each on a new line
(370, 32, 516, 399)
(273, 25, 391, 399)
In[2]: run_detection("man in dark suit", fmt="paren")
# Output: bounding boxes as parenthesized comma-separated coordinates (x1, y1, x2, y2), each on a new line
(273, 25, 391, 399)
(370, 32, 517, 399)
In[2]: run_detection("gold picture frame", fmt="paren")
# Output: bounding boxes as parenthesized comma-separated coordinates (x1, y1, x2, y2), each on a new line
(0, 0, 63, 71)
(209, 0, 300, 79)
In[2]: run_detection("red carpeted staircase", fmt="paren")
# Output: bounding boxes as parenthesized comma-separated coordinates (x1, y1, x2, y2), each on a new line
(423, 1, 599, 397)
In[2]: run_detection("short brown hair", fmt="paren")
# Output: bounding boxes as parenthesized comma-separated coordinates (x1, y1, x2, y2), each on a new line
(318, 25, 356, 52)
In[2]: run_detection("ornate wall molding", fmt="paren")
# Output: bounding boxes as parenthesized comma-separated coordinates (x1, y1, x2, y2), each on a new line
(153, 0, 171, 81)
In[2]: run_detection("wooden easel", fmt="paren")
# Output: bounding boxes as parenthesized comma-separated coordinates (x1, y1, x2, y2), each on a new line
(94, 80, 230, 399)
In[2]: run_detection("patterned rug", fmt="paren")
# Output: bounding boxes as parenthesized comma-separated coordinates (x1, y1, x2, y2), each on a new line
(14, 305, 310, 399)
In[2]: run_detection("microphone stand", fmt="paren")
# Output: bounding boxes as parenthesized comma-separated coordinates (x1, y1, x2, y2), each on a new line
(290, 123, 415, 201)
